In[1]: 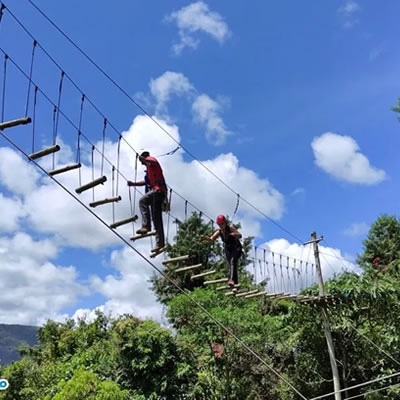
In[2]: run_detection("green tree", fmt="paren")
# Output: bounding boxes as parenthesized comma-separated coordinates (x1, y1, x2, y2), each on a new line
(151, 212, 254, 305)
(357, 215, 400, 273)
(51, 369, 129, 400)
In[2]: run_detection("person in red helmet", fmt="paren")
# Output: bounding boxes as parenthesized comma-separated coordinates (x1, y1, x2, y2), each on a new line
(127, 151, 167, 253)
(201, 215, 242, 287)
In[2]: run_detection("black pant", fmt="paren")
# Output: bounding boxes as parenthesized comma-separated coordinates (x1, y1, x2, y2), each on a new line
(225, 246, 242, 284)
(139, 189, 165, 247)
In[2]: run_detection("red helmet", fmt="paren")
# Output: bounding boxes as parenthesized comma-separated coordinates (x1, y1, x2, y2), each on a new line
(216, 215, 226, 225)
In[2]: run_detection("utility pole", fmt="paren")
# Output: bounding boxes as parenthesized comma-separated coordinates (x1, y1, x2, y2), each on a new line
(304, 232, 342, 400)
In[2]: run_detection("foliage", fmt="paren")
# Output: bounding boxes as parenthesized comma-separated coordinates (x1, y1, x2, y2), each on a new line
(357, 215, 400, 273)
(151, 212, 254, 305)
(3, 213, 400, 399)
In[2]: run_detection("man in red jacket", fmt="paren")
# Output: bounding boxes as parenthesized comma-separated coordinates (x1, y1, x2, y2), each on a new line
(127, 151, 167, 252)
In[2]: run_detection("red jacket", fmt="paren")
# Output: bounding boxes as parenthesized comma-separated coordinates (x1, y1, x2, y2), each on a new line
(145, 156, 166, 192)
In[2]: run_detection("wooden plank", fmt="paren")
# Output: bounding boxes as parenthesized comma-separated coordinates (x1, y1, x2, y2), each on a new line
(245, 291, 268, 299)
(190, 270, 216, 280)
(29, 144, 60, 160)
(216, 284, 240, 291)
(175, 264, 202, 273)
(204, 278, 229, 285)
(49, 163, 81, 176)
(89, 196, 121, 208)
(110, 215, 138, 229)
(130, 231, 156, 241)
(162, 255, 190, 265)
(149, 246, 167, 258)
(75, 176, 107, 194)
(235, 290, 259, 298)
(273, 293, 291, 299)
(0, 117, 31, 130)
(245, 291, 285, 299)
(277, 295, 299, 300)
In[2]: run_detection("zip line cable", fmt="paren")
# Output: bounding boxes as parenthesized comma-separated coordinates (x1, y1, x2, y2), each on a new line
(20, 0, 304, 244)
(1, 45, 312, 277)
(1, 5, 331, 269)
(0, 128, 309, 400)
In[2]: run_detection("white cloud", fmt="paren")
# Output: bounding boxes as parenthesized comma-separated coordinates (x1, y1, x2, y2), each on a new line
(0, 233, 87, 325)
(0, 147, 40, 195)
(166, 1, 231, 54)
(253, 238, 358, 294)
(0, 194, 26, 232)
(311, 132, 386, 185)
(90, 244, 163, 322)
(0, 112, 284, 323)
(192, 94, 230, 145)
(344, 222, 369, 237)
(148, 71, 231, 146)
(338, 1, 360, 29)
(150, 71, 194, 114)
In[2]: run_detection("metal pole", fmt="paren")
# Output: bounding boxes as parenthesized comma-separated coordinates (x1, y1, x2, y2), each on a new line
(306, 232, 342, 400)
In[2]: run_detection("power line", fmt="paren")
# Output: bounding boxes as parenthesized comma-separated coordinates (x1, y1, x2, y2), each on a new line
(343, 382, 400, 400)
(310, 371, 400, 400)
(0, 128, 309, 400)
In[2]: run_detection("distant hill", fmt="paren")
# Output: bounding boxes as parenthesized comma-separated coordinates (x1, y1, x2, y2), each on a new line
(0, 324, 38, 365)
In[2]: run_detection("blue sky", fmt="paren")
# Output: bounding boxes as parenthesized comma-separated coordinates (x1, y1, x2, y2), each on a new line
(0, 0, 399, 325)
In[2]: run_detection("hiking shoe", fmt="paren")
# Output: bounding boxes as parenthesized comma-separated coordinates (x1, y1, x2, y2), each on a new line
(136, 227, 150, 235)
(228, 279, 235, 287)
(151, 244, 165, 253)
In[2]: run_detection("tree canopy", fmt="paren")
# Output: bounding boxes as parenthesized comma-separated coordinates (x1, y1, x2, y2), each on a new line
(2, 213, 400, 399)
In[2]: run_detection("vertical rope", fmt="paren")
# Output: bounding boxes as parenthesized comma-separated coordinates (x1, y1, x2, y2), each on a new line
(232, 193, 240, 222)
(299, 260, 303, 291)
(112, 166, 115, 224)
(279, 255, 284, 292)
(115, 136, 121, 196)
(0, 3, 5, 27)
(254, 246, 258, 284)
(91, 145, 95, 202)
(166, 188, 172, 244)
(25, 40, 37, 117)
(52, 71, 64, 169)
(286, 257, 291, 293)
(293, 259, 297, 293)
(54, 71, 64, 144)
(101, 118, 107, 176)
(133, 153, 138, 216)
(51, 106, 57, 168)
(77, 132, 82, 186)
(305, 262, 309, 289)
(1, 54, 8, 122)
(185, 200, 188, 221)
(76, 94, 85, 186)
(263, 249, 268, 291)
(31, 86, 38, 153)
(272, 252, 277, 293)
(128, 186, 135, 235)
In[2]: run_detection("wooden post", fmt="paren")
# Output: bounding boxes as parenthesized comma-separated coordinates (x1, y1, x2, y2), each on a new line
(304, 232, 342, 400)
